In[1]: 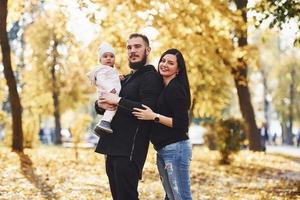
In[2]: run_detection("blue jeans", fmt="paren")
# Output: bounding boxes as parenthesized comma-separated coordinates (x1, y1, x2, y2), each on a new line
(156, 140, 192, 200)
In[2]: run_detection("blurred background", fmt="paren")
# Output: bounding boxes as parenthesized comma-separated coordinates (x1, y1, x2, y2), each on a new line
(1, 0, 300, 151)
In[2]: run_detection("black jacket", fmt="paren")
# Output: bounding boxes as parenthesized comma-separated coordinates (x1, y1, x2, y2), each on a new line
(151, 77, 189, 151)
(95, 65, 163, 178)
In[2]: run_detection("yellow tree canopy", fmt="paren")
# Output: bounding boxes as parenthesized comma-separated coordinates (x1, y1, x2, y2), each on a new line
(272, 51, 300, 122)
(84, 0, 245, 118)
(22, 7, 92, 118)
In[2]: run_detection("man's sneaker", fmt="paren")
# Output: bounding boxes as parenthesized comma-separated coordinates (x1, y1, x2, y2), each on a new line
(94, 120, 113, 135)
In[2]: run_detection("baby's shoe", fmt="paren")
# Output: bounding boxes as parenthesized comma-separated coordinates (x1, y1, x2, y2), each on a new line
(94, 120, 113, 135)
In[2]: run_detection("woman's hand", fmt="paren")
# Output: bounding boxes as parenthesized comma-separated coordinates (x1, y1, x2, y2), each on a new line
(132, 105, 156, 120)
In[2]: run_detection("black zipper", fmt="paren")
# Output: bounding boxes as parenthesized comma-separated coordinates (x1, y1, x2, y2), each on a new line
(116, 101, 140, 160)
(130, 122, 140, 161)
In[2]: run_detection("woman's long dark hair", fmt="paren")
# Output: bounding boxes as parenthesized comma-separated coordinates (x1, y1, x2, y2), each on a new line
(158, 48, 191, 109)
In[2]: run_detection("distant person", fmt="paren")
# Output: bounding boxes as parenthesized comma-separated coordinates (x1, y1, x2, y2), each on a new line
(297, 131, 300, 147)
(272, 133, 277, 146)
(38, 128, 45, 144)
(0, 129, 4, 141)
(133, 48, 193, 200)
(87, 42, 121, 134)
(258, 126, 266, 150)
(263, 123, 269, 145)
(43, 128, 53, 144)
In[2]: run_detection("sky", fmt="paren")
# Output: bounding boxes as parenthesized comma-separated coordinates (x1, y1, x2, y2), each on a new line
(64, 1, 160, 46)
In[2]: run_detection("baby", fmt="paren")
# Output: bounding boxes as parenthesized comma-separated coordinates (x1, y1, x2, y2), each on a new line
(87, 42, 121, 136)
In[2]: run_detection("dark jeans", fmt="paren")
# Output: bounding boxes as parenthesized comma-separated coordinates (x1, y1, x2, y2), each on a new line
(105, 155, 139, 200)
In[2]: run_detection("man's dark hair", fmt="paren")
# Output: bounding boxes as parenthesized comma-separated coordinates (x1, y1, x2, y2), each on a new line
(129, 33, 150, 47)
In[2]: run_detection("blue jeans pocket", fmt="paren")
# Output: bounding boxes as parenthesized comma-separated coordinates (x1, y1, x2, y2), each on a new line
(162, 143, 178, 151)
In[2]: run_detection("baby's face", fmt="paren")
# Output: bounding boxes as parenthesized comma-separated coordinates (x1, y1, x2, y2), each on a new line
(100, 52, 115, 67)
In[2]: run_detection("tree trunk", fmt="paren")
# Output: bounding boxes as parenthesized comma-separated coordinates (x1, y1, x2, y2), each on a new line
(261, 69, 270, 128)
(0, 0, 23, 152)
(286, 67, 295, 145)
(281, 121, 288, 145)
(50, 40, 62, 144)
(233, 0, 264, 151)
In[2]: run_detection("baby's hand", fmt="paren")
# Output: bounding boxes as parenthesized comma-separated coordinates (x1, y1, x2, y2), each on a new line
(110, 88, 116, 94)
(119, 74, 125, 81)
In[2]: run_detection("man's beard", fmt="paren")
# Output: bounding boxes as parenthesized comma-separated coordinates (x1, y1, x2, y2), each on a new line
(129, 51, 147, 70)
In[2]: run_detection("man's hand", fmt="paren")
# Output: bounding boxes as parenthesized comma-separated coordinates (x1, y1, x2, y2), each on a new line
(97, 100, 117, 111)
(99, 91, 121, 105)
(119, 74, 125, 81)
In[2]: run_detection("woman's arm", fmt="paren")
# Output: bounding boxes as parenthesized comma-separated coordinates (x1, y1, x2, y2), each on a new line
(165, 84, 189, 130)
(132, 82, 189, 130)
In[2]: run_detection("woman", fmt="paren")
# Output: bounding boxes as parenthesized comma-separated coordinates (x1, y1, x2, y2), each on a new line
(132, 48, 192, 200)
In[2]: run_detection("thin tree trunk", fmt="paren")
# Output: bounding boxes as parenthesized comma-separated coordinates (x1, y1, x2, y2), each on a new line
(281, 121, 288, 144)
(233, 0, 264, 151)
(50, 40, 62, 144)
(0, 0, 23, 152)
(261, 69, 270, 128)
(287, 67, 295, 145)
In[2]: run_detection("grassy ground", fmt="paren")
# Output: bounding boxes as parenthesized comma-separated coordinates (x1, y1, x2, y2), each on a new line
(0, 145, 299, 200)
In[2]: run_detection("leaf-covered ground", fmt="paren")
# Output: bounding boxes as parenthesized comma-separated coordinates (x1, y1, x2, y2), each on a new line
(0, 145, 299, 200)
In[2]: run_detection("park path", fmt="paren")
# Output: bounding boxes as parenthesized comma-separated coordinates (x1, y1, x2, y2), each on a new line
(266, 145, 300, 157)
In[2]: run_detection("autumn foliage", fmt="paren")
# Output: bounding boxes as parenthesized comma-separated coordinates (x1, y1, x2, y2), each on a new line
(0, 145, 299, 199)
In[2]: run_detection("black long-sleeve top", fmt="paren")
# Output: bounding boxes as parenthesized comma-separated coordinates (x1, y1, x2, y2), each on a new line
(151, 77, 189, 151)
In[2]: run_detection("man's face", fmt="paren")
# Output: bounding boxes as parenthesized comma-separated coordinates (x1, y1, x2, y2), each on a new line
(127, 37, 150, 64)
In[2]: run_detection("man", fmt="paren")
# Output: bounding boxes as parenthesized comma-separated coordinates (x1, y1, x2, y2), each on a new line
(94, 33, 163, 200)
